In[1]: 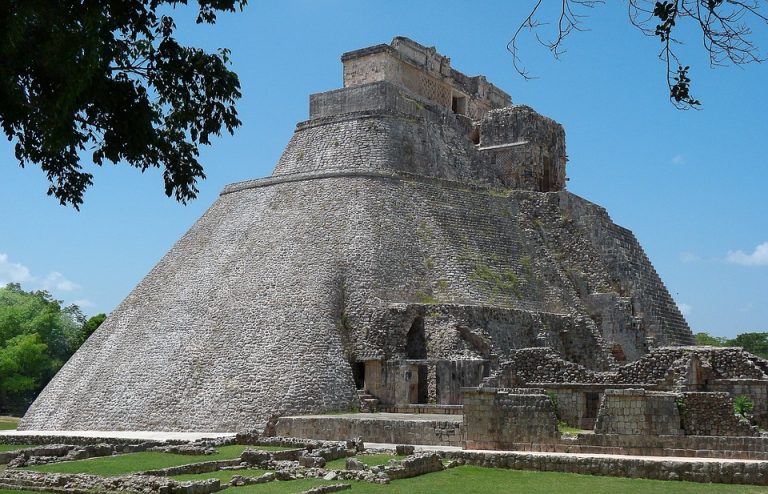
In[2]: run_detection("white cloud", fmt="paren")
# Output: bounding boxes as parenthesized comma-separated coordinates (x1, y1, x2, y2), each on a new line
(726, 241, 768, 267)
(677, 302, 693, 317)
(671, 154, 687, 165)
(0, 252, 81, 294)
(72, 299, 96, 309)
(40, 272, 80, 292)
(0, 252, 33, 285)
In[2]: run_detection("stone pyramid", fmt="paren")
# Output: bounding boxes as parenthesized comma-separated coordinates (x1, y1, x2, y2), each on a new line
(20, 37, 693, 432)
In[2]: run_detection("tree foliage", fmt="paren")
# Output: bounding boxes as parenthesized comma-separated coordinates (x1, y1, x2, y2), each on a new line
(694, 331, 768, 359)
(729, 332, 768, 359)
(694, 331, 729, 346)
(0, 283, 103, 413)
(511, 1, 768, 109)
(0, 0, 245, 209)
(733, 394, 755, 418)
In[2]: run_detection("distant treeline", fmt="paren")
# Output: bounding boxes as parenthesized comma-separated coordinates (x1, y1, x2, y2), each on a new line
(0, 283, 106, 415)
(695, 331, 768, 360)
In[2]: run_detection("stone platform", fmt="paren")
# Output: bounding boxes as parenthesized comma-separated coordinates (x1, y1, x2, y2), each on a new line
(0, 429, 235, 442)
(272, 413, 464, 447)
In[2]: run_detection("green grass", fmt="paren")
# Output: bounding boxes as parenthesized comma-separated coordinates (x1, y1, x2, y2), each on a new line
(25, 445, 251, 476)
(1, 490, 55, 494)
(324, 454, 405, 471)
(0, 444, 37, 452)
(242, 446, 298, 452)
(171, 468, 270, 482)
(5, 457, 768, 494)
(0, 417, 19, 430)
(558, 423, 589, 434)
(225, 466, 768, 494)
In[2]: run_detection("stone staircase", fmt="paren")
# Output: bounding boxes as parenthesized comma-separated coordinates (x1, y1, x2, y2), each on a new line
(357, 389, 380, 412)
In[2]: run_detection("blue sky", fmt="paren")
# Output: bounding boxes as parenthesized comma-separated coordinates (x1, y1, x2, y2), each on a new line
(1, 1, 766, 337)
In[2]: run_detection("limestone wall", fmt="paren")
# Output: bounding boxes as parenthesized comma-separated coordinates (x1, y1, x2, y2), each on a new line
(680, 392, 758, 436)
(341, 37, 510, 120)
(478, 106, 566, 192)
(446, 450, 768, 485)
(463, 388, 559, 450)
(21, 37, 694, 431)
(20, 169, 692, 431)
(594, 389, 681, 435)
(272, 414, 463, 447)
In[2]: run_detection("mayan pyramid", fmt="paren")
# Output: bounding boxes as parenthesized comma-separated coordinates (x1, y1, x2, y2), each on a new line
(20, 37, 693, 432)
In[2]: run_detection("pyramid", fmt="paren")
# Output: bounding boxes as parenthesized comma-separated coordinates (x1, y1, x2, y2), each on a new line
(20, 37, 693, 432)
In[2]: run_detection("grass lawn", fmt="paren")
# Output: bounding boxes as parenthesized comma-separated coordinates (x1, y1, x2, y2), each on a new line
(242, 446, 299, 452)
(0, 417, 19, 430)
(25, 445, 252, 476)
(171, 468, 271, 482)
(221, 466, 768, 494)
(558, 424, 590, 434)
(324, 454, 405, 471)
(0, 444, 37, 452)
(1, 491, 55, 494)
(7, 446, 768, 494)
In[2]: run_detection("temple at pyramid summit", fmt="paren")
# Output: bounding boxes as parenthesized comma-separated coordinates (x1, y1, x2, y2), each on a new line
(27, 36, 766, 436)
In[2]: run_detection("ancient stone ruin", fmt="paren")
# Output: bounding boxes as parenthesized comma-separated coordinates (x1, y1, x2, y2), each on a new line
(22, 37, 763, 439)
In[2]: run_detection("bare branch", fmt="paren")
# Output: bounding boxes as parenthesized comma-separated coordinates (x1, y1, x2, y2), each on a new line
(511, 0, 767, 109)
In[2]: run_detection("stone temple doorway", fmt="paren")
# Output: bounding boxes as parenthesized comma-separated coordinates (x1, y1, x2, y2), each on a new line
(406, 317, 427, 359)
(406, 364, 429, 404)
(406, 317, 429, 404)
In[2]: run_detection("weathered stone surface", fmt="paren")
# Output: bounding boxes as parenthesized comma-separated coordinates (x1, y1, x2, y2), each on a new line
(680, 392, 759, 436)
(386, 453, 444, 480)
(443, 450, 768, 485)
(464, 388, 559, 450)
(395, 445, 414, 455)
(299, 484, 351, 494)
(594, 389, 682, 436)
(273, 413, 464, 447)
(0, 470, 221, 494)
(20, 37, 692, 432)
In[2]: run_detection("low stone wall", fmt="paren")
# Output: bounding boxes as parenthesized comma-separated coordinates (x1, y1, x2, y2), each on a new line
(463, 388, 559, 450)
(379, 405, 463, 415)
(594, 389, 681, 436)
(273, 415, 463, 447)
(386, 453, 444, 480)
(707, 380, 768, 425)
(0, 435, 171, 447)
(462, 433, 768, 460)
(564, 433, 768, 460)
(681, 392, 758, 436)
(141, 458, 242, 476)
(444, 450, 768, 485)
(0, 442, 157, 466)
(0, 470, 221, 494)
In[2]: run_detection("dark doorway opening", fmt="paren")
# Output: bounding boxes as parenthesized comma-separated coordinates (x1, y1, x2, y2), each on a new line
(469, 127, 480, 145)
(451, 95, 467, 115)
(406, 317, 427, 359)
(540, 156, 553, 192)
(417, 365, 429, 404)
(582, 392, 601, 429)
(351, 361, 365, 390)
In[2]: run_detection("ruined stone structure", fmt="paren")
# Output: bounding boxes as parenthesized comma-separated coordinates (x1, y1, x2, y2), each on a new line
(21, 37, 695, 432)
(488, 345, 768, 428)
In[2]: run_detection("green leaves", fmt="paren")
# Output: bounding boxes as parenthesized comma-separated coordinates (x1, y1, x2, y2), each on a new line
(653, 1, 678, 42)
(693, 331, 768, 359)
(0, 283, 102, 413)
(0, 0, 246, 209)
(670, 65, 701, 108)
(0, 333, 48, 394)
